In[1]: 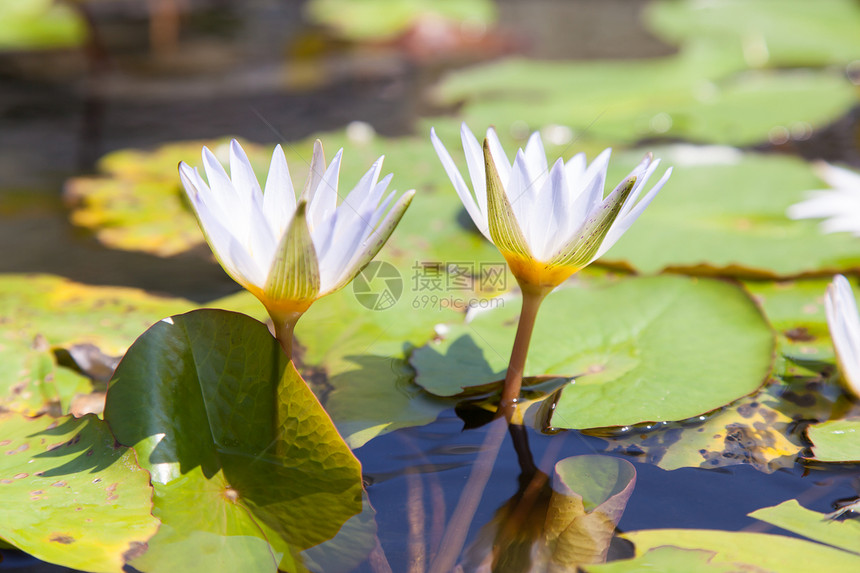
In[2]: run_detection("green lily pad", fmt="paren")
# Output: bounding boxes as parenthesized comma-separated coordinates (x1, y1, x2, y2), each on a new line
(411, 274, 774, 429)
(601, 149, 860, 278)
(749, 500, 860, 555)
(806, 419, 860, 462)
(304, 0, 495, 42)
(604, 529, 860, 572)
(435, 47, 857, 147)
(646, 0, 860, 68)
(0, 0, 86, 51)
(104, 309, 364, 572)
(0, 412, 158, 572)
(0, 274, 194, 415)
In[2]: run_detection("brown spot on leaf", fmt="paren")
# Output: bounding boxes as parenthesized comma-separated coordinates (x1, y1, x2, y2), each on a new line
(6, 444, 29, 455)
(49, 534, 75, 544)
(784, 327, 815, 342)
(223, 487, 240, 503)
(0, 479, 12, 484)
(106, 482, 119, 502)
(0, 440, 11, 446)
(47, 441, 66, 451)
(123, 541, 149, 562)
(14, 473, 28, 479)
(51, 481, 67, 488)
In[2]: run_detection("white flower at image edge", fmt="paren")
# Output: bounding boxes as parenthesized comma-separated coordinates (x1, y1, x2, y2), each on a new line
(179, 139, 414, 321)
(825, 275, 860, 399)
(431, 124, 672, 292)
(787, 163, 860, 235)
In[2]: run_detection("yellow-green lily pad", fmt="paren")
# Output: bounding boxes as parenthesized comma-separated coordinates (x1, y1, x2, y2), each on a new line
(0, 274, 194, 415)
(595, 529, 860, 572)
(0, 412, 158, 572)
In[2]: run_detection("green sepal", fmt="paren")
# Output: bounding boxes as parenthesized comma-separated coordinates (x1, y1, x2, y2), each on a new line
(265, 201, 321, 303)
(484, 138, 532, 258)
(549, 175, 636, 269)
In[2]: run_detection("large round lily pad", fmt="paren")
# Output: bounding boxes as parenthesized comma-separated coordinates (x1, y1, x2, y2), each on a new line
(105, 309, 364, 572)
(0, 412, 158, 572)
(411, 274, 774, 429)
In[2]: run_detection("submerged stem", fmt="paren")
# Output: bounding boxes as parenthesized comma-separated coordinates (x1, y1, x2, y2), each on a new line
(498, 290, 546, 421)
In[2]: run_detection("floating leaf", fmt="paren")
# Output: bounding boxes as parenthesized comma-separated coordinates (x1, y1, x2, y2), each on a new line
(412, 274, 774, 429)
(304, 0, 496, 41)
(104, 309, 364, 572)
(599, 529, 860, 572)
(0, 412, 158, 572)
(0, 0, 86, 51)
(749, 500, 860, 555)
(646, 0, 860, 68)
(602, 149, 860, 278)
(435, 48, 856, 146)
(806, 419, 860, 462)
(0, 274, 193, 415)
(583, 546, 733, 573)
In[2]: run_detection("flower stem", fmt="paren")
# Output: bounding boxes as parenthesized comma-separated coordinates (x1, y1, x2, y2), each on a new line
(427, 290, 547, 572)
(269, 311, 301, 359)
(498, 290, 546, 421)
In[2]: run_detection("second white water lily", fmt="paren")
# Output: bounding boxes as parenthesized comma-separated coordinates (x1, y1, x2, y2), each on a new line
(432, 124, 672, 294)
(787, 163, 860, 236)
(179, 139, 414, 355)
(825, 275, 860, 399)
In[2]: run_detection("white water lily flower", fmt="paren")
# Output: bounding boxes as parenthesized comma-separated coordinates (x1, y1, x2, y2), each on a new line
(179, 139, 414, 324)
(825, 275, 860, 399)
(787, 163, 860, 235)
(431, 124, 672, 293)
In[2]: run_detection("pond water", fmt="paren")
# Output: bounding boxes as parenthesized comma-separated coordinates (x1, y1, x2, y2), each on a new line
(2, 0, 860, 572)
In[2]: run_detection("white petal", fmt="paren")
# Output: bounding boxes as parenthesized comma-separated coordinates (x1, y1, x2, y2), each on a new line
(532, 158, 568, 260)
(523, 131, 549, 192)
(308, 148, 342, 231)
(461, 123, 488, 217)
(595, 166, 672, 260)
(263, 144, 297, 238)
(431, 127, 490, 239)
(507, 150, 538, 249)
(484, 127, 512, 186)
